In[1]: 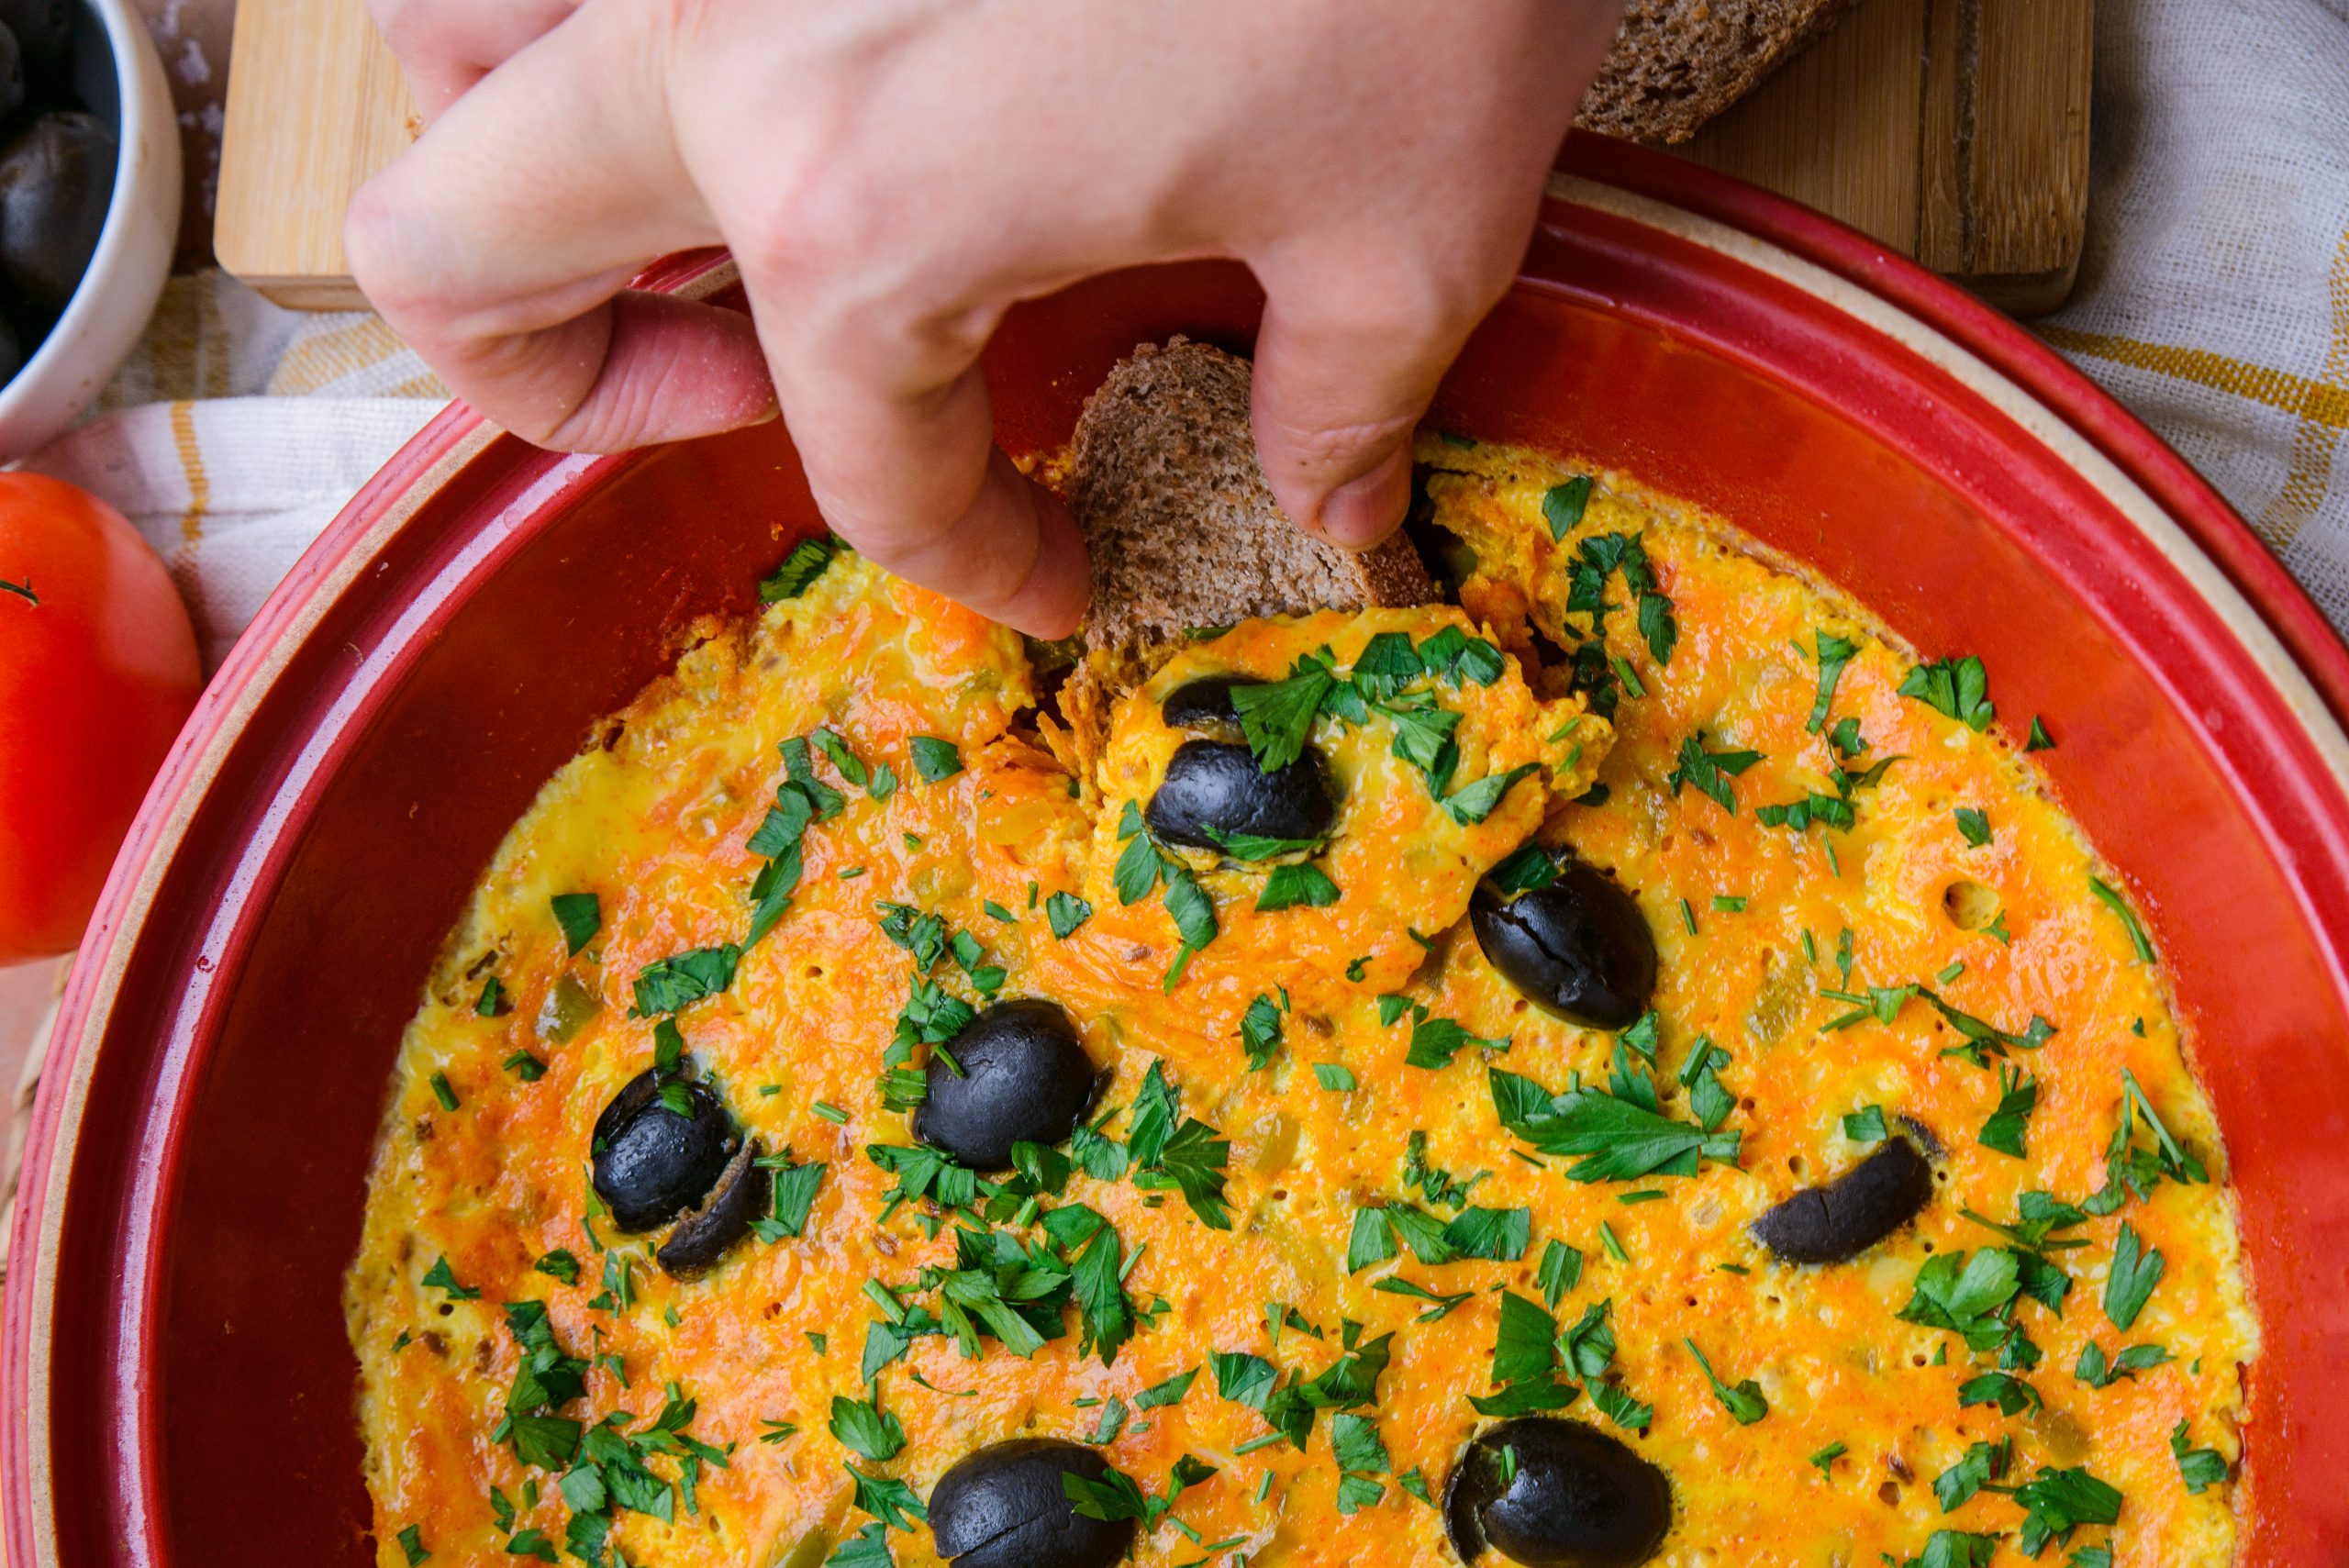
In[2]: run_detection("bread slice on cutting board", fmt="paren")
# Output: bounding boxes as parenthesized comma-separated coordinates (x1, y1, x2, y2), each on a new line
(1578, 0, 1864, 144)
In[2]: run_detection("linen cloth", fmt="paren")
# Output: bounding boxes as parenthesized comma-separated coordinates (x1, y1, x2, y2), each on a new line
(2037, 0, 2349, 625)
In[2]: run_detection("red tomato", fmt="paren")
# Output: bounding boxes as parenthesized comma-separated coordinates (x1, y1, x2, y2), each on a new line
(0, 475, 201, 961)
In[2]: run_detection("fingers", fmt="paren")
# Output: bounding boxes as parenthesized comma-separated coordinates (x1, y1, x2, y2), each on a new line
(744, 284, 1089, 638)
(345, 0, 774, 450)
(1247, 243, 1519, 550)
(369, 0, 584, 119)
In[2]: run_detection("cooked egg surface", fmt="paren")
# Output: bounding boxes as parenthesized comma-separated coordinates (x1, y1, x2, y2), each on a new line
(348, 442, 2253, 1568)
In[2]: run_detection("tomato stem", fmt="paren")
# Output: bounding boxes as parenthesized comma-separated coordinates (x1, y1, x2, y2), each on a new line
(0, 575, 35, 606)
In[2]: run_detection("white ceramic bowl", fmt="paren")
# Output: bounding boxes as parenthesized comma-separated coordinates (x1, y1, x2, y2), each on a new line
(0, 0, 182, 459)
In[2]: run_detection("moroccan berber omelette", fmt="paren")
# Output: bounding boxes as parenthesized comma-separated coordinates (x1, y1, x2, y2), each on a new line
(347, 355, 2254, 1568)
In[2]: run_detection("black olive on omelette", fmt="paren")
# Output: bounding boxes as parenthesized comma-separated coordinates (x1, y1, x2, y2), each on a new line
(930, 1439, 1136, 1568)
(911, 998, 1100, 1171)
(1445, 1416, 1674, 1568)
(347, 417, 2254, 1566)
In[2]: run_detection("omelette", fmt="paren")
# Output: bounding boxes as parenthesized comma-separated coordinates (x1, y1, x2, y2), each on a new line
(346, 434, 2255, 1568)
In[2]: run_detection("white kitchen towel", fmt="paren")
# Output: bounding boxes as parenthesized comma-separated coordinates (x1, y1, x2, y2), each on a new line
(16, 272, 447, 669)
(12, 0, 2349, 671)
(2037, 0, 2349, 626)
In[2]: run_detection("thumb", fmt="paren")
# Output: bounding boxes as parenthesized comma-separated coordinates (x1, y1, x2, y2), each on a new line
(1246, 247, 1509, 549)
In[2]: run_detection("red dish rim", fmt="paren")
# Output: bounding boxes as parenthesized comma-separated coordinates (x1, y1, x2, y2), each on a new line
(9, 132, 2348, 1566)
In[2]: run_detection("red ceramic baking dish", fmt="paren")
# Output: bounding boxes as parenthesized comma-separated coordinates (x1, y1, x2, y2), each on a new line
(9, 136, 2349, 1566)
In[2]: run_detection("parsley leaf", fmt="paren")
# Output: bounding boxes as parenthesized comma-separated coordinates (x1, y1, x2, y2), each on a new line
(2088, 875, 2156, 963)
(1954, 806, 1992, 846)
(1667, 734, 1765, 815)
(1933, 1440, 2005, 1511)
(2009, 1466, 2121, 1553)
(1684, 1338, 1767, 1424)
(1978, 1068, 2037, 1159)
(828, 1391, 906, 1462)
(759, 536, 837, 601)
(1843, 1105, 1888, 1142)
(1808, 631, 1856, 733)
(1204, 826, 1325, 861)
(2170, 1418, 2228, 1495)
(1899, 654, 1995, 730)
(1257, 862, 1340, 912)
(1408, 1016, 1506, 1071)
(1045, 891, 1092, 939)
(1898, 1249, 2022, 1351)
(420, 1254, 478, 1301)
(1230, 661, 1336, 773)
(1542, 476, 1594, 540)
(1239, 993, 1284, 1072)
(630, 943, 741, 1017)
(1490, 1066, 1741, 1183)
(909, 737, 963, 783)
(2101, 1223, 2165, 1331)
(1486, 843, 1562, 894)
(551, 892, 602, 955)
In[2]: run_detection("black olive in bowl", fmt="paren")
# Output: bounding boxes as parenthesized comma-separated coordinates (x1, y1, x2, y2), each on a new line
(930, 1439, 1134, 1568)
(912, 999, 1097, 1171)
(0, 110, 117, 307)
(1470, 862, 1656, 1030)
(589, 1069, 738, 1232)
(1444, 1418, 1672, 1567)
(1145, 739, 1336, 851)
(654, 1138, 768, 1277)
(0, 22, 24, 124)
(0, 0, 65, 81)
(1750, 1134, 1935, 1264)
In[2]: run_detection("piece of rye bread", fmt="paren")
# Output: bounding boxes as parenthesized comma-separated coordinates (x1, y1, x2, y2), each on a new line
(1575, 0, 1864, 145)
(1063, 337, 1437, 654)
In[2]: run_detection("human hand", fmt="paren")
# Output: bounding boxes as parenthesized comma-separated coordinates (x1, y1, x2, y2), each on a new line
(347, 0, 1625, 638)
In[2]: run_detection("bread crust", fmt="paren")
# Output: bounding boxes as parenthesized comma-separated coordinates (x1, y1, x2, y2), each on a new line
(1064, 338, 1436, 653)
(1575, 0, 1864, 145)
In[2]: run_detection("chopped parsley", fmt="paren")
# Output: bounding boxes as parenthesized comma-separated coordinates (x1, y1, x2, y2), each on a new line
(1407, 1014, 1508, 1071)
(909, 737, 963, 783)
(1977, 1067, 2037, 1159)
(1667, 733, 1765, 814)
(1541, 475, 1593, 539)
(1900, 653, 1995, 730)
(1258, 862, 1341, 912)
(2075, 1340, 2169, 1388)
(1312, 1062, 1357, 1093)
(751, 1151, 827, 1241)
(2100, 1223, 2165, 1331)
(759, 535, 837, 600)
(1489, 1052, 1741, 1183)
(2170, 1418, 2228, 1494)
(2088, 875, 2156, 962)
(1239, 993, 1285, 1072)
(550, 892, 602, 955)
(1843, 1105, 1888, 1142)
(1954, 806, 1992, 846)
(1807, 630, 1856, 733)
(630, 943, 741, 1017)
(1684, 1338, 1767, 1424)
(1045, 891, 1092, 938)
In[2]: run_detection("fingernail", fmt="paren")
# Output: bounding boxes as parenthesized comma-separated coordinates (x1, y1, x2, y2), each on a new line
(1315, 445, 1409, 550)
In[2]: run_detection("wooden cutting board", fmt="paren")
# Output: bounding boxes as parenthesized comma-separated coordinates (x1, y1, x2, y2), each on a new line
(215, 0, 2090, 317)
